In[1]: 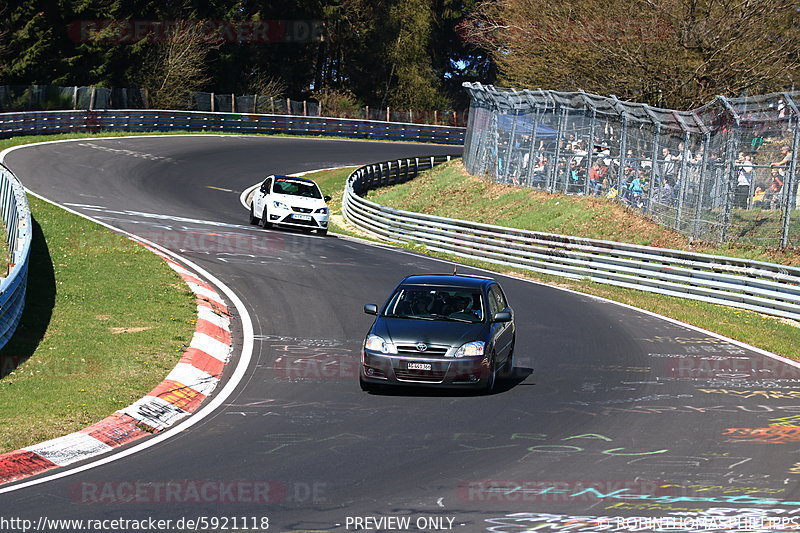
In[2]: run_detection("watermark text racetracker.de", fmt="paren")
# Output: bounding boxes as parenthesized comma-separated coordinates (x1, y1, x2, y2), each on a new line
(70, 480, 326, 504)
(0, 516, 270, 532)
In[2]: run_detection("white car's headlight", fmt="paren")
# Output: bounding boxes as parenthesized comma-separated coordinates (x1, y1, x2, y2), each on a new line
(315, 207, 329, 214)
(273, 200, 289, 210)
(452, 341, 485, 358)
(364, 334, 397, 354)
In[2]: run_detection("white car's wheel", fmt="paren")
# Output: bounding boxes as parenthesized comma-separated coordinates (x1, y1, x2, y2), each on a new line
(249, 202, 259, 225)
(260, 206, 272, 229)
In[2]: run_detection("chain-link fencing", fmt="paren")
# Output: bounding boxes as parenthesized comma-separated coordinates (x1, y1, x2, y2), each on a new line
(462, 83, 800, 249)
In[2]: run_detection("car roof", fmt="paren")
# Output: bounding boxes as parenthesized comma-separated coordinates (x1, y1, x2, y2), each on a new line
(271, 175, 317, 184)
(399, 274, 496, 290)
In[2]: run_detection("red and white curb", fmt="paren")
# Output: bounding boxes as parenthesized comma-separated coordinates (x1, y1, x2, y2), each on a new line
(0, 244, 233, 486)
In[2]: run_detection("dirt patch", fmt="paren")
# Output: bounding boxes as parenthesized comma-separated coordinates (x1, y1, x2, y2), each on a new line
(109, 327, 154, 334)
(95, 315, 111, 321)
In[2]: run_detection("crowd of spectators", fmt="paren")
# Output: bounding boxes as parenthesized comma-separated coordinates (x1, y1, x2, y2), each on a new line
(497, 124, 795, 214)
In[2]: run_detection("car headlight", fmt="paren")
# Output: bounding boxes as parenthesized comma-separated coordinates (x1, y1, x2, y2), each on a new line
(364, 334, 397, 354)
(452, 341, 485, 358)
(314, 207, 329, 214)
(273, 200, 289, 210)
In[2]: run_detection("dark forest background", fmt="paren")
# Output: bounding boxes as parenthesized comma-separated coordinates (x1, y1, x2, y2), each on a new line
(0, 0, 797, 111)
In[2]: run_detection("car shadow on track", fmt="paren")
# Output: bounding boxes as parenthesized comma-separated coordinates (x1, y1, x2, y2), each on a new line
(364, 367, 534, 397)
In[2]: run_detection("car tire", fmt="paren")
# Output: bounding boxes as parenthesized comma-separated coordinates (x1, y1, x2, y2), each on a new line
(260, 207, 272, 229)
(483, 353, 497, 394)
(499, 340, 515, 378)
(318, 228, 328, 236)
(249, 202, 259, 225)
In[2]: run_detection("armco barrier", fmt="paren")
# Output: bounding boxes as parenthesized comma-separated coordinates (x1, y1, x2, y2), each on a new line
(0, 109, 465, 145)
(342, 157, 800, 321)
(0, 164, 32, 351)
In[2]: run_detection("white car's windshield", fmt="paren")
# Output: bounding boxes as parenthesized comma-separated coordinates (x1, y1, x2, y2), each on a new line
(272, 178, 323, 199)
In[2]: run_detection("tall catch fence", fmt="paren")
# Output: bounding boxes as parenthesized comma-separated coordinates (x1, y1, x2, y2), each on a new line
(462, 83, 800, 249)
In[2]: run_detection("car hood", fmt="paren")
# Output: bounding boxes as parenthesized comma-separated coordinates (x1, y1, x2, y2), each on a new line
(273, 193, 327, 208)
(374, 317, 488, 347)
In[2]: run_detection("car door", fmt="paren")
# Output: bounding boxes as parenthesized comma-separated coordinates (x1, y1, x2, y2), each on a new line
(488, 284, 514, 363)
(255, 176, 273, 214)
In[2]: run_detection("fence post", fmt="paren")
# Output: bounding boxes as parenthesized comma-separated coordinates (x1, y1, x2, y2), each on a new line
(286, 98, 291, 115)
(693, 132, 711, 239)
(253, 94, 258, 114)
(72, 86, 78, 110)
(615, 115, 628, 197)
(584, 109, 597, 195)
(231, 94, 235, 113)
(505, 109, 519, 183)
(675, 131, 691, 232)
(781, 112, 800, 248)
(549, 106, 566, 193)
(89, 86, 96, 111)
(365, 105, 369, 120)
(646, 124, 661, 212)
(386, 107, 390, 122)
(211, 93, 215, 113)
(270, 97, 274, 114)
(303, 100, 307, 116)
(526, 104, 542, 187)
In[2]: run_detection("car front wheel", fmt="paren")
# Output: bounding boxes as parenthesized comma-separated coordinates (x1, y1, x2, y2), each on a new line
(249, 202, 259, 225)
(483, 353, 497, 394)
(499, 340, 514, 378)
(260, 207, 272, 229)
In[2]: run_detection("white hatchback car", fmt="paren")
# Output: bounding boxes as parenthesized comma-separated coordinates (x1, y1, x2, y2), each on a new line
(249, 175, 331, 235)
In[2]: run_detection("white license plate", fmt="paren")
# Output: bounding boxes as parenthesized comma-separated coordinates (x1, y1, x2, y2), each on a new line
(407, 363, 432, 371)
(293, 214, 312, 221)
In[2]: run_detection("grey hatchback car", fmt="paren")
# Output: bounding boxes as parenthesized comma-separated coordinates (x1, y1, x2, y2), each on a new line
(360, 274, 515, 393)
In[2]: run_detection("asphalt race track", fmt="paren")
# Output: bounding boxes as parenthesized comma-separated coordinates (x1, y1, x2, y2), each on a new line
(3, 135, 800, 532)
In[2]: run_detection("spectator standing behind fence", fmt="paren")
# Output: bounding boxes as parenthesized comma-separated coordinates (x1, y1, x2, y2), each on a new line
(771, 146, 796, 208)
(765, 168, 784, 209)
(735, 152, 754, 208)
(752, 186, 766, 208)
(588, 161, 606, 196)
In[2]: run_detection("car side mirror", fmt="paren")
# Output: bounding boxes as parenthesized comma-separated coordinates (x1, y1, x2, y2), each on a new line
(324, 195, 332, 202)
(364, 304, 378, 315)
(492, 311, 512, 323)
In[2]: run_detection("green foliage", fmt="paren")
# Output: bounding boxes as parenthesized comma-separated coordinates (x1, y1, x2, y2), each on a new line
(0, 1, 487, 110)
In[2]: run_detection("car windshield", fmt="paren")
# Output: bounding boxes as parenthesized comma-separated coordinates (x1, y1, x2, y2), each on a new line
(272, 178, 323, 199)
(383, 286, 484, 323)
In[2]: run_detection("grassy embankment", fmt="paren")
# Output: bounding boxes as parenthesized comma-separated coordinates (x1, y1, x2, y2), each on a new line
(0, 135, 199, 453)
(308, 160, 800, 359)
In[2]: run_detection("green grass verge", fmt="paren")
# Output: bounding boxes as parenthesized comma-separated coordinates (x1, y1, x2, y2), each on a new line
(0, 197, 196, 453)
(307, 160, 799, 360)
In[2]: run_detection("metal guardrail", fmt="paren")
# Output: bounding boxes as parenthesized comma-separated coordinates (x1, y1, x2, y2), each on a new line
(343, 157, 800, 321)
(0, 164, 32, 350)
(0, 109, 465, 145)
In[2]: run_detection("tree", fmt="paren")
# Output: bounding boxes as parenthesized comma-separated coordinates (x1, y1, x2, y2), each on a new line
(137, 21, 221, 109)
(465, 0, 800, 108)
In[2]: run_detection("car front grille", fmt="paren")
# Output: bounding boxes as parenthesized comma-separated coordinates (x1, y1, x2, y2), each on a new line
(394, 369, 446, 382)
(396, 344, 449, 356)
(291, 206, 313, 213)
